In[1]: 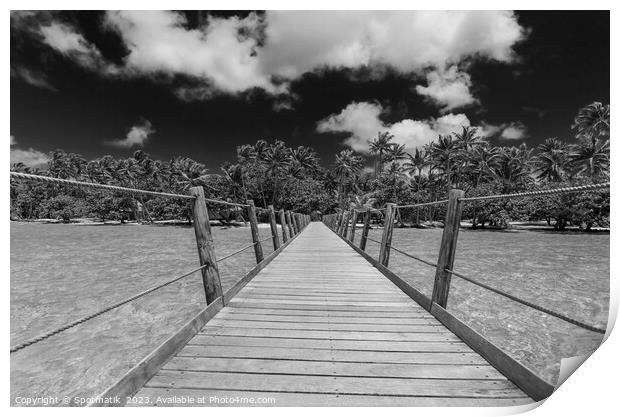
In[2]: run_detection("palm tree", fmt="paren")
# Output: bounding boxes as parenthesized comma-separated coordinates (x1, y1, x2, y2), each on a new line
(263, 140, 291, 206)
(250, 140, 269, 207)
(385, 143, 407, 163)
(368, 131, 394, 177)
(534, 138, 570, 182)
(290, 146, 320, 175)
(569, 139, 610, 179)
(333, 149, 363, 207)
(453, 126, 483, 150)
(572, 102, 609, 146)
(403, 148, 429, 224)
(170, 156, 212, 192)
(429, 134, 459, 191)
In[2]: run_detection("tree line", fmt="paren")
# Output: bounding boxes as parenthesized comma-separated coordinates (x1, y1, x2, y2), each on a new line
(10, 102, 609, 230)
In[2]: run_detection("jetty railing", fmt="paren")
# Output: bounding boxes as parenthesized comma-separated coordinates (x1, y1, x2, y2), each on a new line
(323, 182, 610, 335)
(9, 172, 310, 353)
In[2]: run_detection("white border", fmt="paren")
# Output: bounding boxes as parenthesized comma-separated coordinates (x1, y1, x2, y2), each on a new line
(3, 2, 616, 417)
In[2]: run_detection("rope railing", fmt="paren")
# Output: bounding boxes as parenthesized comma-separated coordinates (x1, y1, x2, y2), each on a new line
(366, 238, 437, 268)
(458, 182, 610, 202)
(10, 172, 194, 200)
(395, 199, 449, 209)
(10, 229, 287, 354)
(9, 171, 250, 207)
(217, 234, 277, 263)
(445, 268, 606, 334)
(10, 263, 208, 353)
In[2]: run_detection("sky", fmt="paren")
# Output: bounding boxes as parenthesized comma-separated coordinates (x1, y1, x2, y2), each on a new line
(10, 10, 610, 169)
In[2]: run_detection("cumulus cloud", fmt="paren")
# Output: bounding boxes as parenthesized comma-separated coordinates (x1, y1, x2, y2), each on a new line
(29, 11, 525, 99)
(317, 101, 474, 152)
(415, 66, 476, 112)
(499, 122, 527, 140)
(39, 22, 118, 74)
(104, 120, 155, 148)
(11, 65, 57, 91)
(10, 136, 49, 167)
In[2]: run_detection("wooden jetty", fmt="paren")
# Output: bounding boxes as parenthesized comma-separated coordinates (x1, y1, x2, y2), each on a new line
(127, 222, 533, 406)
(11, 174, 607, 407)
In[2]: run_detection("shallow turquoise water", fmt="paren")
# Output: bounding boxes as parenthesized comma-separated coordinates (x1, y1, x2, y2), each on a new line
(361, 226, 609, 384)
(10, 222, 610, 403)
(10, 222, 276, 404)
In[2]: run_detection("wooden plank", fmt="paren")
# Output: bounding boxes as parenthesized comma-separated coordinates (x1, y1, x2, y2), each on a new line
(90, 298, 224, 407)
(231, 298, 415, 307)
(206, 318, 444, 332)
(163, 357, 507, 380)
(188, 335, 479, 355)
(226, 301, 428, 313)
(214, 312, 435, 325)
(199, 326, 460, 341)
(219, 307, 432, 319)
(146, 370, 528, 398)
(430, 303, 554, 401)
(131, 387, 533, 407)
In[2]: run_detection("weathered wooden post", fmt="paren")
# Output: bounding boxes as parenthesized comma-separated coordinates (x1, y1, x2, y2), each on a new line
(267, 205, 280, 250)
(295, 213, 302, 233)
(359, 208, 371, 250)
(285, 211, 295, 237)
(432, 189, 465, 308)
(349, 210, 357, 242)
(343, 211, 352, 238)
(190, 186, 223, 304)
(291, 212, 299, 235)
(338, 211, 347, 236)
(378, 203, 396, 267)
(247, 200, 264, 263)
(279, 209, 289, 243)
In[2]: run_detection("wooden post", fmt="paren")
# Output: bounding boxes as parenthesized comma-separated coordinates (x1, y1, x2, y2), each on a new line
(267, 205, 280, 250)
(338, 212, 346, 235)
(279, 209, 289, 243)
(359, 208, 371, 250)
(295, 213, 302, 233)
(378, 203, 395, 267)
(349, 210, 357, 242)
(190, 186, 223, 304)
(247, 200, 264, 263)
(432, 189, 465, 308)
(291, 212, 298, 235)
(344, 211, 351, 237)
(285, 211, 295, 237)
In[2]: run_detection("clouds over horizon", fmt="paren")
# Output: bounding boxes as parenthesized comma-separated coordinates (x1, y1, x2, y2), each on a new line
(317, 101, 527, 152)
(317, 101, 476, 152)
(10, 136, 49, 167)
(20, 10, 525, 106)
(104, 120, 155, 148)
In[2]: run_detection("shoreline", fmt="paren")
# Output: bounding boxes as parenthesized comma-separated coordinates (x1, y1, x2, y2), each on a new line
(10, 218, 609, 233)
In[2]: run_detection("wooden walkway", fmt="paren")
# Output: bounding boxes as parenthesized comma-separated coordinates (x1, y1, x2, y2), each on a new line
(134, 222, 532, 406)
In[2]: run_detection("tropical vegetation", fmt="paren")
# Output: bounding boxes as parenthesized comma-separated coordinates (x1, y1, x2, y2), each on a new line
(10, 102, 610, 230)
